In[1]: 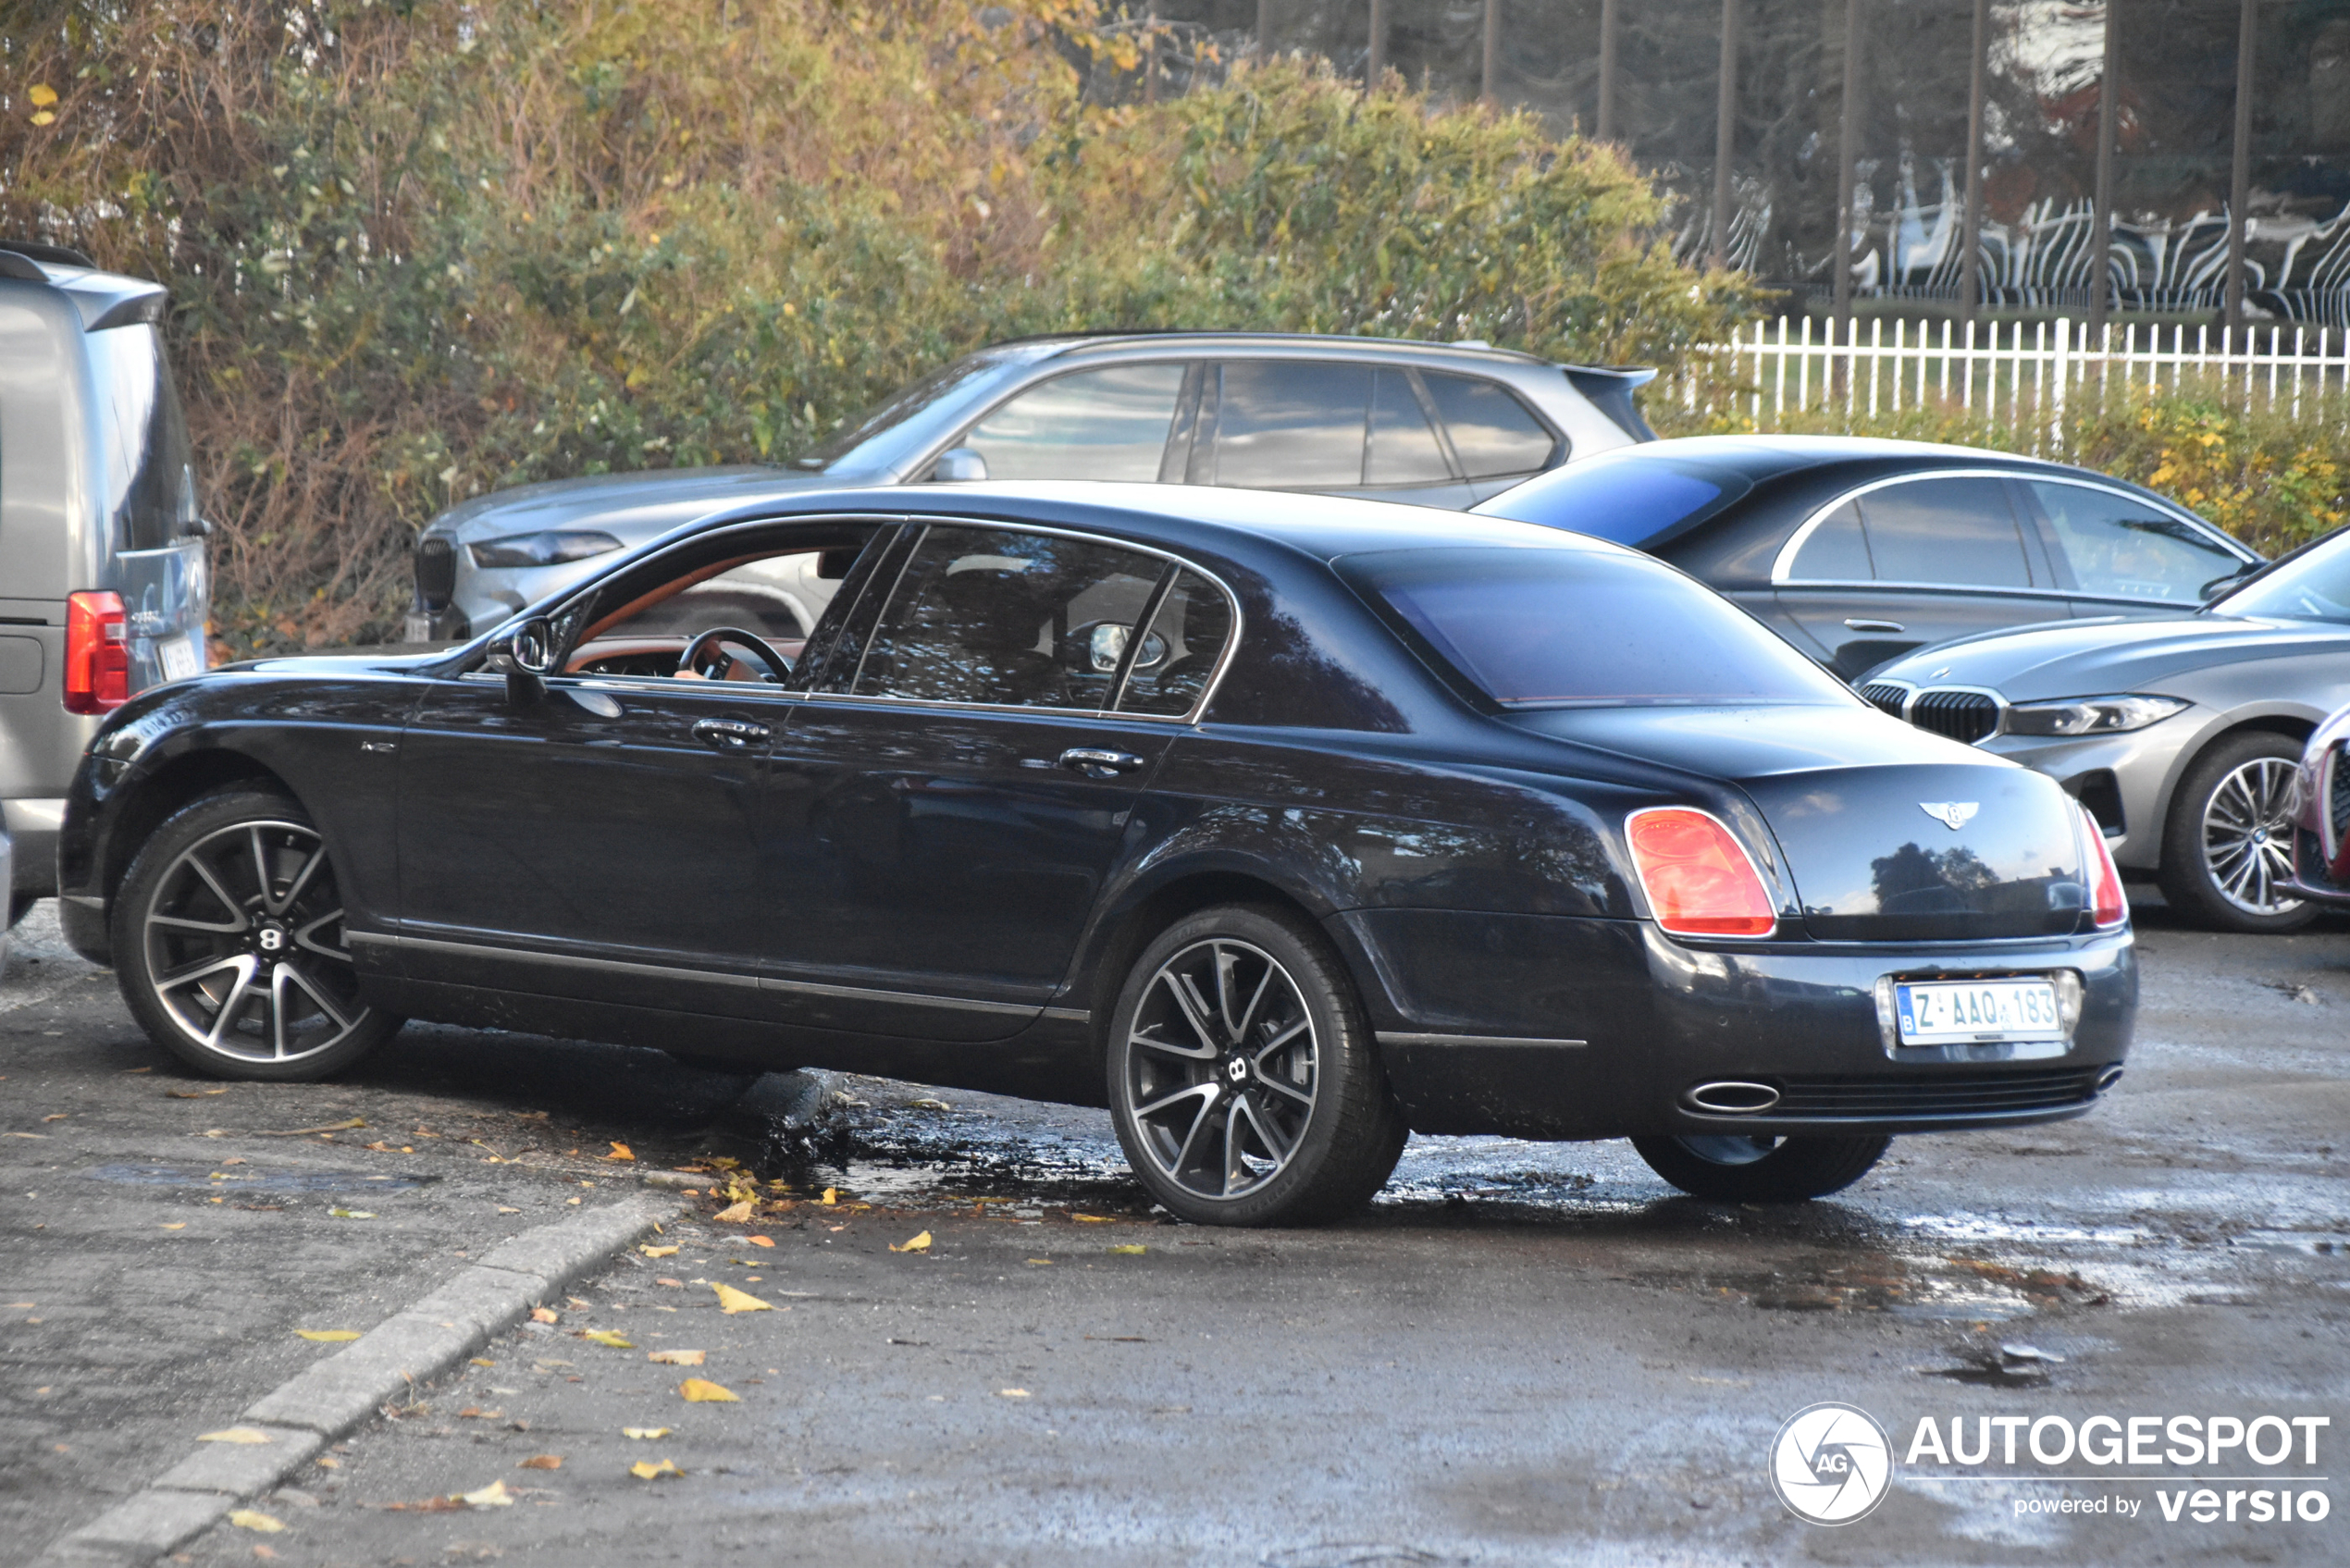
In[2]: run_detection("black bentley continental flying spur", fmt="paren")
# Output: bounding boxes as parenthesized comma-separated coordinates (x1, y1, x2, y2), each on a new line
(58, 485, 2137, 1224)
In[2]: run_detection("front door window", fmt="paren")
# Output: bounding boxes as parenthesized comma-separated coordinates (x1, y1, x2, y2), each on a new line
(955, 364, 1188, 481)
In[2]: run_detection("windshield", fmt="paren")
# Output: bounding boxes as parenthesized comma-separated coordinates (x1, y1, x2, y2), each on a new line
(1470, 453, 1750, 546)
(2211, 527, 2350, 622)
(793, 352, 1008, 470)
(1339, 546, 1858, 709)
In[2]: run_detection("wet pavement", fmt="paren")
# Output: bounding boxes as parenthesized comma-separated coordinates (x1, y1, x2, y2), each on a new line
(5, 899, 2347, 1563)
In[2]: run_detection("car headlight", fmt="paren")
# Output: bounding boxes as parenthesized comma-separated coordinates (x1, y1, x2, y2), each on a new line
(467, 529, 624, 569)
(2004, 694, 2190, 736)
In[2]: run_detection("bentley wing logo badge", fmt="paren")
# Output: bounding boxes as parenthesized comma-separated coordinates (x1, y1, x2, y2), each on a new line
(1920, 801, 1979, 832)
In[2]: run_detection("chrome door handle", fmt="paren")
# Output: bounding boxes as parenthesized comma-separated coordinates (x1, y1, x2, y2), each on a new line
(1843, 618, 1906, 634)
(692, 717, 772, 750)
(1058, 747, 1145, 775)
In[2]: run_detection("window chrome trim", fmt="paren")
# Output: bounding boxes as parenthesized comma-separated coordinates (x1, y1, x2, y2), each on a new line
(843, 515, 1244, 727)
(1772, 468, 2257, 588)
(369, 932, 1044, 1017)
(1376, 1031, 1589, 1049)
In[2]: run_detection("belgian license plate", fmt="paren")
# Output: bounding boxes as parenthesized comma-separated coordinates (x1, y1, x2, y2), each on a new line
(1895, 978, 2064, 1044)
(157, 633, 201, 682)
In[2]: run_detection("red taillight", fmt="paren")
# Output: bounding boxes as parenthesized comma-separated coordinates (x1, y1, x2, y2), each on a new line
(1626, 808, 1777, 938)
(2081, 805, 2128, 929)
(64, 590, 130, 715)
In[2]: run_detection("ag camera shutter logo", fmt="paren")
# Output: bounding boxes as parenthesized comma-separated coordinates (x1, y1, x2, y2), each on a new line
(1771, 1402, 1895, 1525)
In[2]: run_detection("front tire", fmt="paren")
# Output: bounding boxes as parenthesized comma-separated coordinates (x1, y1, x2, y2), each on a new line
(1633, 1133, 1889, 1202)
(1106, 905, 1406, 1227)
(113, 788, 401, 1081)
(2158, 732, 2314, 933)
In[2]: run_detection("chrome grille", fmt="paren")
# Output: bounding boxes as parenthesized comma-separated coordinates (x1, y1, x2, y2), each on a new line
(1860, 683, 1909, 718)
(1908, 688, 2000, 745)
(414, 536, 457, 611)
(2331, 745, 2350, 844)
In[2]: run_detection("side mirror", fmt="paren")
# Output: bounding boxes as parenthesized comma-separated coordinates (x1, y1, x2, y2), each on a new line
(2199, 565, 2255, 601)
(930, 447, 988, 483)
(506, 616, 556, 703)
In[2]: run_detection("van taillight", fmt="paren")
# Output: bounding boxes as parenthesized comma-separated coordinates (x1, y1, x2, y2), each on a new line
(1626, 808, 1778, 938)
(64, 590, 130, 715)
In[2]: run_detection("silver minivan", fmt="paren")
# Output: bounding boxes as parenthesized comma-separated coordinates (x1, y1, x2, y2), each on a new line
(0, 241, 209, 925)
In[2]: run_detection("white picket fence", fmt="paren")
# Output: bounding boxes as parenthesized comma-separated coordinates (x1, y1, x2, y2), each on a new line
(1687, 315, 2350, 451)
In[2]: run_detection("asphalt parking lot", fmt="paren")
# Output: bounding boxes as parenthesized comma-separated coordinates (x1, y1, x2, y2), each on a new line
(5, 897, 2346, 1566)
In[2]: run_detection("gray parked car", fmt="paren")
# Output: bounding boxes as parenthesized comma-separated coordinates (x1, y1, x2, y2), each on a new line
(1864, 525, 2350, 932)
(407, 333, 1655, 641)
(0, 241, 209, 924)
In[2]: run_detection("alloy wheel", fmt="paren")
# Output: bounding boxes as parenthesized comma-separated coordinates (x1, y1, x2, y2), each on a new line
(140, 820, 370, 1063)
(1123, 938, 1318, 1203)
(2201, 756, 2301, 917)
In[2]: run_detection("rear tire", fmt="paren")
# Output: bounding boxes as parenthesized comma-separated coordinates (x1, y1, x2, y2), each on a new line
(2158, 732, 2315, 932)
(1106, 904, 1407, 1227)
(1632, 1133, 1889, 1202)
(113, 788, 401, 1081)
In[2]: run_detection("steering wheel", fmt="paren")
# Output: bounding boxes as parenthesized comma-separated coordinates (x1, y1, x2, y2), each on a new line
(676, 626, 792, 684)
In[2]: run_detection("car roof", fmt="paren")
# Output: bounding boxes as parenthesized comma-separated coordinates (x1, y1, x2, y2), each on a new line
(686, 480, 1627, 565)
(988, 331, 1565, 370)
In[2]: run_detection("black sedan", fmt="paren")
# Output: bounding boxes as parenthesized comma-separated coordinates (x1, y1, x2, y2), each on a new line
(57, 485, 2136, 1225)
(1475, 435, 2261, 679)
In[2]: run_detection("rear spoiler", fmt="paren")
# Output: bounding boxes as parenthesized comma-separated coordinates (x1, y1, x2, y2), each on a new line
(1562, 364, 1659, 442)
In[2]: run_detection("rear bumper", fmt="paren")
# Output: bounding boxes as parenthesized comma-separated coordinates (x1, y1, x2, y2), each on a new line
(1334, 909, 2135, 1141)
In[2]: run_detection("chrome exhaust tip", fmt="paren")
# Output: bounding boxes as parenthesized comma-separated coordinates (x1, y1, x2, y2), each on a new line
(1683, 1080, 1781, 1116)
(2094, 1065, 2125, 1093)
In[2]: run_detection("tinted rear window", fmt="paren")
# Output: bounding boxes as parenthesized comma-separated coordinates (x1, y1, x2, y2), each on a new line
(1472, 456, 1747, 547)
(1338, 547, 1854, 709)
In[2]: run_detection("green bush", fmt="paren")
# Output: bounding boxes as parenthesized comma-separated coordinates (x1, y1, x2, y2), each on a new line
(1, 1, 1750, 651)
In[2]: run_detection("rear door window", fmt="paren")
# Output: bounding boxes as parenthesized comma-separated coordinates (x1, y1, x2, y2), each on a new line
(957, 364, 1188, 481)
(1200, 362, 1372, 488)
(1116, 569, 1234, 716)
(2022, 480, 2247, 603)
(1856, 476, 2034, 586)
(853, 525, 1171, 710)
(1786, 500, 1874, 581)
(1421, 373, 1558, 480)
(1365, 369, 1453, 487)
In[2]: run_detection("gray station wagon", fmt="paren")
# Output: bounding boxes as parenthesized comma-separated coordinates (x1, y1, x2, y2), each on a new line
(0, 241, 209, 925)
(407, 333, 1656, 643)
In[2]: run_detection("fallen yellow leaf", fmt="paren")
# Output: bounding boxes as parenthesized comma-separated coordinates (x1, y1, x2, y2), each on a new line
(327, 1207, 375, 1220)
(530, 1306, 559, 1324)
(648, 1349, 705, 1366)
(821, 1188, 837, 1205)
(1107, 1243, 1146, 1255)
(1072, 1214, 1112, 1223)
(630, 1458, 683, 1480)
(640, 1244, 679, 1258)
(679, 1377, 738, 1402)
(315, 1455, 340, 1469)
(460, 1478, 514, 1508)
(582, 1330, 634, 1349)
(197, 1427, 273, 1445)
(623, 1426, 671, 1439)
(606, 1142, 634, 1161)
(746, 1235, 774, 1248)
(158, 1222, 186, 1230)
(890, 1230, 933, 1253)
(711, 1199, 756, 1223)
(296, 1329, 361, 1342)
(470, 1358, 497, 1367)
(227, 1510, 284, 1533)
(517, 1454, 563, 1471)
(1026, 1258, 1054, 1266)
(712, 1283, 771, 1315)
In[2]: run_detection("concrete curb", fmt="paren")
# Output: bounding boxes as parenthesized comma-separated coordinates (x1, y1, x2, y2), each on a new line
(37, 1192, 682, 1567)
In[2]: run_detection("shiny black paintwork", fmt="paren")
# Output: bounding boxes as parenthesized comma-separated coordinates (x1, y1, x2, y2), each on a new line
(59, 483, 2134, 1139)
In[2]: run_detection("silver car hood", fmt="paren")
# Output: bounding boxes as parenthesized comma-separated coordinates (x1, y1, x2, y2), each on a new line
(422, 464, 879, 545)
(1874, 612, 2350, 698)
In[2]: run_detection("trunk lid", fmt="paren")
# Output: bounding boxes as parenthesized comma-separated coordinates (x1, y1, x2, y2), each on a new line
(1507, 704, 2091, 941)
